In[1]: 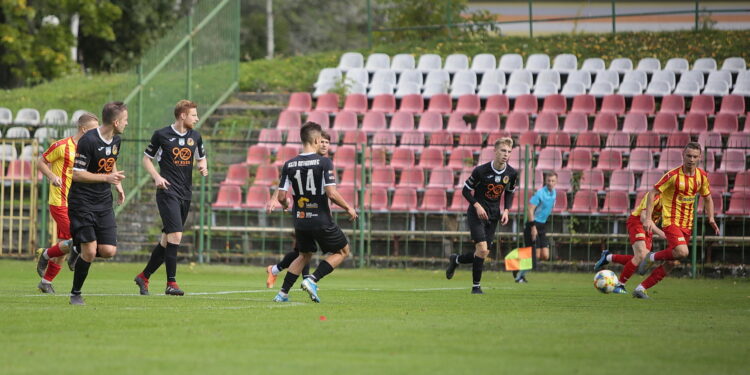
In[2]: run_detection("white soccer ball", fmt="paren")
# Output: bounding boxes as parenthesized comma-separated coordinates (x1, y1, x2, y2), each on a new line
(593, 270, 619, 294)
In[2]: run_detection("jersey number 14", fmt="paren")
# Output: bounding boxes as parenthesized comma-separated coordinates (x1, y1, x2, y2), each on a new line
(294, 169, 317, 195)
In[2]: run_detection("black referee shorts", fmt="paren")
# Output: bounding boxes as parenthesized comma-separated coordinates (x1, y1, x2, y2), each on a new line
(156, 191, 191, 234)
(524, 221, 549, 249)
(295, 224, 349, 254)
(467, 209, 498, 246)
(69, 209, 117, 246)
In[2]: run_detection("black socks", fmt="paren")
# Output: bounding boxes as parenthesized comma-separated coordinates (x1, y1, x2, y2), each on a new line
(310, 260, 334, 282)
(165, 242, 179, 283)
(71, 257, 91, 295)
(280, 272, 299, 294)
(472, 256, 484, 286)
(142, 243, 166, 279)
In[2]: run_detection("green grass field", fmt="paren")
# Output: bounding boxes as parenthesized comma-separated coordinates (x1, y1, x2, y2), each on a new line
(1, 260, 748, 375)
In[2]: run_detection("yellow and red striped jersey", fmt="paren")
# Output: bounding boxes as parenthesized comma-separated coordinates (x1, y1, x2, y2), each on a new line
(631, 192, 662, 223)
(654, 166, 710, 229)
(42, 137, 76, 207)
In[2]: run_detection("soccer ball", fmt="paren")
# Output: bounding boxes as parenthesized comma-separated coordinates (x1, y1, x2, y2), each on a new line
(593, 270, 619, 294)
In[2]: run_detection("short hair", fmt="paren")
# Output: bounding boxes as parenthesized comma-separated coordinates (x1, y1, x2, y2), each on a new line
(102, 101, 127, 125)
(300, 122, 323, 145)
(685, 142, 702, 153)
(320, 131, 331, 141)
(76, 112, 99, 128)
(174, 99, 198, 119)
(494, 137, 514, 149)
(544, 171, 558, 180)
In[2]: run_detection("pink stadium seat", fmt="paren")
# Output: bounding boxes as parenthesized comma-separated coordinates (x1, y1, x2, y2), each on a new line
(575, 132, 601, 151)
(580, 169, 604, 190)
(727, 133, 750, 152)
(331, 186, 358, 211)
(712, 113, 738, 134)
(596, 149, 623, 170)
(659, 94, 685, 115)
(372, 131, 397, 153)
(537, 148, 563, 170)
(447, 147, 474, 170)
(540, 94, 567, 115)
(276, 110, 302, 130)
(417, 111, 444, 133)
(634, 190, 648, 209)
(570, 190, 599, 213)
(458, 132, 483, 148)
(609, 170, 635, 191)
(546, 132, 571, 151)
(362, 111, 387, 133)
(253, 165, 280, 186)
(390, 111, 415, 132)
(622, 113, 648, 133)
(629, 94, 655, 115)
(604, 132, 630, 149)
(552, 192, 568, 213)
(533, 112, 559, 132)
(332, 111, 358, 131)
(367, 147, 388, 167)
(518, 131, 541, 148)
(601, 191, 630, 214)
(600, 94, 626, 115)
(315, 93, 340, 113)
(486, 131, 512, 146)
(419, 147, 445, 169)
(699, 131, 723, 154)
(697, 192, 723, 215)
(342, 130, 367, 145)
(591, 112, 616, 133)
(5, 160, 32, 181)
(274, 145, 300, 166)
(371, 94, 396, 114)
(258, 128, 282, 148)
(475, 112, 501, 134)
(509, 147, 524, 168)
(682, 113, 708, 134)
(371, 166, 396, 188)
(455, 94, 481, 115)
(449, 190, 469, 212)
(212, 185, 242, 209)
(343, 93, 368, 113)
(398, 167, 425, 188)
(446, 112, 471, 133)
(364, 187, 389, 211)
(287, 92, 312, 112)
(570, 94, 596, 115)
(635, 132, 660, 149)
(419, 188, 447, 211)
(719, 149, 747, 172)
(222, 163, 249, 186)
(241, 185, 271, 210)
(514, 94, 538, 115)
(652, 113, 678, 134)
(306, 110, 330, 128)
(628, 149, 655, 171)
(718, 94, 745, 115)
(428, 131, 453, 150)
(478, 147, 495, 164)
(427, 94, 453, 114)
(732, 171, 750, 192)
(725, 191, 750, 216)
(400, 131, 425, 150)
(554, 170, 572, 191)
(563, 112, 589, 134)
(708, 171, 728, 193)
(400, 94, 424, 114)
(338, 167, 357, 187)
(638, 170, 663, 191)
(689, 94, 715, 115)
(701, 150, 716, 172)
(744, 116, 750, 133)
(485, 94, 510, 115)
(566, 149, 593, 170)
(427, 168, 455, 189)
(333, 145, 356, 168)
(505, 112, 530, 134)
(658, 149, 683, 170)
(245, 145, 270, 166)
(284, 129, 302, 145)
(390, 188, 418, 211)
(665, 133, 690, 149)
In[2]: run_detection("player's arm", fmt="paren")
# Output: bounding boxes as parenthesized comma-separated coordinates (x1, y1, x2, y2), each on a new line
(463, 168, 488, 220)
(143, 133, 170, 189)
(500, 173, 517, 225)
(277, 165, 289, 210)
(196, 134, 208, 176)
(112, 162, 125, 204)
(37, 155, 61, 187)
(703, 194, 720, 235)
(266, 189, 281, 213)
(325, 185, 357, 221)
(642, 189, 660, 233)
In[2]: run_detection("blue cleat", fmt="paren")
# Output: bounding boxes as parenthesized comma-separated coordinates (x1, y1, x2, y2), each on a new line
(301, 278, 320, 303)
(613, 283, 628, 294)
(594, 249, 610, 271)
(272, 292, 289, 302)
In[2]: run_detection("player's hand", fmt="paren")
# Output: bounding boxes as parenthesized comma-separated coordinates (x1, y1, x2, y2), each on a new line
(346, 207, 358, 222)
(708, 219, 720, 235)
(106, 170, 126, 185)
(199, 164, 208, 177)
(279, 198, 289, 210)
(500, 210, 509, 226)
(51, 176, 62, 187)
(154, 175, 170, 190)
(116, 186, 125, 205)
(266, 198, 279, 213)
(530, 225, 538, 241)
(474, 203, 489, 221)
(642, 219, 656, 234)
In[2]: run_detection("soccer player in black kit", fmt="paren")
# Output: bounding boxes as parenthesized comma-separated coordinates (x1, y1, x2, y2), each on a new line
(445, 137, 517, 294)
(273, 122, 357, 303)
(135, 100, 208, 296)
(68, 102, 127, 305)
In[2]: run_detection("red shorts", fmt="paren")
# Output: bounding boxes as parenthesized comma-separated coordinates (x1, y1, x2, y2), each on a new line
(626, 215, 652, 250)
(664, 224, 691, 252)
(49, 205, 71, 240)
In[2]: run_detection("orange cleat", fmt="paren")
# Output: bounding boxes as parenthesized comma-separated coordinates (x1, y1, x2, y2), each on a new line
(266, 265, 277, 288)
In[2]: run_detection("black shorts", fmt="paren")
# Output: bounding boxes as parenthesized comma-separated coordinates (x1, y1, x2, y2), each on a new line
(156, 192, 191, 233)
(524, 221, 549, 248)
(69, 209, 117, 246)
(467, 209, 498, 245)
(295, 225, 349, 254)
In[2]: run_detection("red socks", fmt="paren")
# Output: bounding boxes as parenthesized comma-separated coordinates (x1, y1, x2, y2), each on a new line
(43, 262, 62, 282)
(653, 249, 675, 261)
(46, 243, 65, 258)
(619, 261, 637, 284)
(611, 254, 633, 265)
(641, 265, 667, 289)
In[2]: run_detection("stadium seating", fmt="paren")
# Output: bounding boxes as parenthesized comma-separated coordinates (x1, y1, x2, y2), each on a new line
(14, 108, 40, 126)
(579, 169, 604, 190)
(570, 190, 599, 213)
(371, 166, 396, 188)
(427, 168, 455, 189)
(364, 187, 389, 211)
(566, 149, 593, 170)
(419, 188, 447, 211)
(596, 149, 623, 170)
(306, 111, 330, 128)
(609, 170, 635, 191)
(212, 185, 242, 209)
(485, 94, 510, 114)
(398, 167, 425, 188)
(400, 131, 425, 150)
(390, 188, 417, 211)
(601, 191, 630, 214)
(371, 94, 396, 114)
(0, 107, 12, 125)
(726, 191, 750, 215)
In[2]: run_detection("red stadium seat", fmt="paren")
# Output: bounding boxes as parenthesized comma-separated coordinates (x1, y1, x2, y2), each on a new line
(622, 113, 648, 133)
(419, 188, 447, 211)
(596, 149, 623, 170)
(427, 94, 453, 114)
(478, 147, 495, 164)
(371, 166, 396, 188)
(315, 93, 340, 113)
(683, 113, 708, 134)
(708, 171, 728, 193)
(253, 165, 280, 187)
(600, 94, 625, 115)
(258, 128, 282, 148)
(241, 185, 271, 210)
(732, 171, 750, 192)
(533, 112, 559, 133)
(447, 147, 474, 170)
(514, 94, 538, 115)
(390, 111, 415, 132)
(458, 132, 483, 148)
(553, 170, 572, 191)
(609, 170, 635, 191)
(712, 113, 738, 134)
(629, 94, 655, 115)
(638, 170, 664, 192)
(580, 169, 605, 190)
(342, 130, 367, 145)
(518, 131, 541, 148)
(540, 94, 567, 115)
(449, 190, 469, 212)
(400, 94, 424, 114)
(222, 163, 249, 186)
(274, 145, 300, 166)
(727, 133, 750, 152)
(333, 145, 356, 168)
(287, 92, 312, 112)
(361, 111, 387, 133)
(455, 94, 481, 115)
(484, 94, 510, 115)
(212, 185, 242, 209)
(570, 94, 596, 115)
(331, 186, 358, 211)
(371, 94, 396, 114)
(570, 190, 599, 213)
(427, 167, 455, 189)
(276, 110, 302, 130)
(537, 148, 563, 170)
(659, 94, 685, 115)
(546, 132, 571, 151)
(397, 167, 425, 188)
(689, 94, 715, 115)
(419, 147, 445, 169)
(697, 192, 723, 215)
(372, 131, 397, 153)
(591, 112, 616, 133)
(604, 132, 630, 149)
(552, 191, 568, 213)
(306, 110, 330, 128)
(635, 132, 660, 149)
(365, 187, 389, 211)
(657, 149, 683, 170)
(505, 112, 530, 134)
(652, 113, 678, 134)
(486, 131, 512, 147)
(366, 147, 388, 167)
(338, 167, 357, 187)
(628, 149, 655, 171)
(718, 94, 745, 115)
(5, 160, 32, 181)
(601, 191, 630, 214)
(285, 129, 302, 145)
(701, 150, 716, 172)
(725, 191, 750, 215)
(575, 132, 601, 151)
(475, 112, 501, 134)
(343, 94, 368, 113)
(245, 145, 270, 166)
(699, 131, 723, 154)
(428, 131, 453, 151)
(566, 149, 593, 170)
(665, 133, 691, 149)
(719, 149, 747, 172)
(446, 113, 471, 133)
(332, 111, 359, 131)
(417, 111, 444, 133)
(400, 131, 425, 150)
(390, 188, 418, 211)
(563, 112, 589, 133)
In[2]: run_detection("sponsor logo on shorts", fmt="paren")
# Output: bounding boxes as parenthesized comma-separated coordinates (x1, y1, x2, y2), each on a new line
(635, 233, 645, 238)
(677, 237, 685, 242)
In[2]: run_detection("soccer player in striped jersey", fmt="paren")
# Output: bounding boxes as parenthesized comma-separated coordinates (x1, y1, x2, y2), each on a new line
(636, 142, 719, 299)
(35, 113, 99, 293)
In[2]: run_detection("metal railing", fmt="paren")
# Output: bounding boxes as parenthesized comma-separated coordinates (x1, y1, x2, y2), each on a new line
(0, 139, 39, 256)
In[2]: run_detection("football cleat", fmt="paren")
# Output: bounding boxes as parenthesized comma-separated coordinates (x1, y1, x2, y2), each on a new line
(637, 252, 654, 275)
(67, 245, 80, 272)
(612, 283, 628, 294)
(69, 294, 85, 305)
(632, 289, 650, 299)
(134, 275, 150, 295)
(593, 249, 610, 272)
(471, 286, 484, 294)
(36, 248, 48, 277)
(515, 277, 528, 284)
(165, 284, 185, 296)
(301, 278, 320, 303)
(266, 265, 277, 288)
(272, 292, 289, 302)
(445, 254, 458, 280)
(37, 281, 55, 294)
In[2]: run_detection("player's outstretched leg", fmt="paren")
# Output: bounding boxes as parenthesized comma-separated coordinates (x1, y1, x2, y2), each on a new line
(471, 242, 489, 294)
(266, 251, 299, 288)
(164, 242, 184, 296)
(445, 254, 458, 279)
(135, 243, 166, 296)
(593, 249, 610, 271)
(633, 265, 668, 299)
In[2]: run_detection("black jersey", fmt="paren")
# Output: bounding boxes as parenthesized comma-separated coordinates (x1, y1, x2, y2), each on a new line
(463, 161, 518, 220)
(278, 152, 337, 231)
(68, 128, 122, 212)
(144, 124, 206, 200)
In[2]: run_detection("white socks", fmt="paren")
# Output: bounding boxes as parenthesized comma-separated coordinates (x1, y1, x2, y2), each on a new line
(606, 254, 613, 262)
(271, 265, 280, 275)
